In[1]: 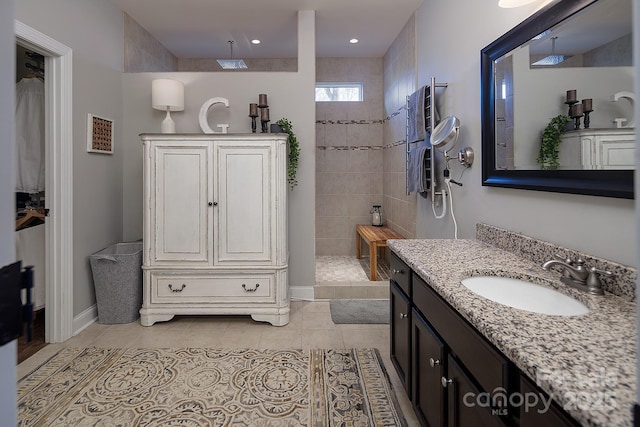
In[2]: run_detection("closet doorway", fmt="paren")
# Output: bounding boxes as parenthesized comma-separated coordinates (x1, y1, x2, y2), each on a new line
(15, 44, 46, 362)
(15, 21, 73, 346)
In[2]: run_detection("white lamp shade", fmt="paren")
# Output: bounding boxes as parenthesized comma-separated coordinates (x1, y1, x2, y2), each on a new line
(498, 0, 538, 7)
(152, 79, 184, 111)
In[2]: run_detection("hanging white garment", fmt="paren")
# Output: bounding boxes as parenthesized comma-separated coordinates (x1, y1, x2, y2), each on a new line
(16, 77, 45, 193)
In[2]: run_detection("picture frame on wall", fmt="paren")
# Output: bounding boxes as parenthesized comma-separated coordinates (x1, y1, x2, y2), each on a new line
(86, 114, 114, 154)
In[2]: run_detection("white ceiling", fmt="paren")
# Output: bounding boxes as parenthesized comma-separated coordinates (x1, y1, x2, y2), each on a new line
(110, 0, 424, 59)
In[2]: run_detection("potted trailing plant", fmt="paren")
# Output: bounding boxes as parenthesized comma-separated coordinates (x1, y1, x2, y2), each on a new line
(275, 117, 300, 190)
(537, 114, 571, 170)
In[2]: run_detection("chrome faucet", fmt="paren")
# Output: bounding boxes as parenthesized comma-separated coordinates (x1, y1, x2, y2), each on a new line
(541, 256, 611, 296)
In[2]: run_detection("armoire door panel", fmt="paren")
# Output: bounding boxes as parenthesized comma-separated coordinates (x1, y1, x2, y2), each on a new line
(216, 144, 273, 264)
(153, 145, 210, 264)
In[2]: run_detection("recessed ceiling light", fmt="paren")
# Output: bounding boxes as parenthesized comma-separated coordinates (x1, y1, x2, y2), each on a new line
(349, 38, 359, 44)
(251, 39, 261, 45)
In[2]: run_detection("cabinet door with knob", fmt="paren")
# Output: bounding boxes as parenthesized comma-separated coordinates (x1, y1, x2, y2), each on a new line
(390, 281, 411, 397)
(444, 355, 506, 427)
(412, 309, 446, 427)
(148, 142, 212, 266)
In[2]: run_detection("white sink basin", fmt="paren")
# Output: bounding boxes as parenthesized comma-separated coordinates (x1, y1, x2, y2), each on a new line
(461, 276, 589, 316)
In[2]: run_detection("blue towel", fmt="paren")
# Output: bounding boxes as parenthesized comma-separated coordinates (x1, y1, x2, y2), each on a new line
(407, 86, 426, 143)
(407, 139, 429, 194)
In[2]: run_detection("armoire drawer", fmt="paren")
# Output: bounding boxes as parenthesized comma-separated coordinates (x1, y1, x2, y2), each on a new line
(151, 273, 274, 303)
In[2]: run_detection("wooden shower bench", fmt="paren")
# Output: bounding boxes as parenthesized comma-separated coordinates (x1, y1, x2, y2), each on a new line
(356, 224, 404, 281)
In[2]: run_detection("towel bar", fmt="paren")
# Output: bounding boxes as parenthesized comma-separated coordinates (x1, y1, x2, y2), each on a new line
(405, 77, 448, 196)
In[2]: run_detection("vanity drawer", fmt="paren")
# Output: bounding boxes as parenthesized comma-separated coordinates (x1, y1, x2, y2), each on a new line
(390, 252, 411, 297)
(413, 273, 509, 395)
(151, 272, 274, 303)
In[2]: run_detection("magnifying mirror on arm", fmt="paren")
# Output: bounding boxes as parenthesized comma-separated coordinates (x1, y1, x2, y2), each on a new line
(430, 115, 460, 153)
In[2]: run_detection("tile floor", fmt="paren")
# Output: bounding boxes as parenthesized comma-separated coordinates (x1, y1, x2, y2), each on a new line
(18, 300, 418, 425)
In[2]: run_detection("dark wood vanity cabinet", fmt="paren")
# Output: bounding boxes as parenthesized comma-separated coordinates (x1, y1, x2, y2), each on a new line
(390, 252, 412, 397)
(390, 253, 507, 427)
(389, 252, 579, 427)
(519, 375, 581, 427)
(411, 272, 509, 427)
(389, 251, 581, 427)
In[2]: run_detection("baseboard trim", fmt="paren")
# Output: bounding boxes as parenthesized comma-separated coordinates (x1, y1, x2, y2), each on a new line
(290, 286, 315, 301)
(73, 304, 97, 336)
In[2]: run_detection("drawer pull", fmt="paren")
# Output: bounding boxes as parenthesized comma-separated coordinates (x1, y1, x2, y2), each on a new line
(399, 313, 407, 319)
(168, 284, 186, 293)
(441, 377, 453, 388)
(429, 358, 441, 367)
(242, 283, 260, 292)
(392, 269, 404, 275)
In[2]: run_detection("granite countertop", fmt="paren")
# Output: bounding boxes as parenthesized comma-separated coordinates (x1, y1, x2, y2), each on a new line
(388, 239, 636, 427)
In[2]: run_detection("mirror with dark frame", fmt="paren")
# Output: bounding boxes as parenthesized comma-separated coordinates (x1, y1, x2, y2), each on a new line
(481, 0, 634, 199)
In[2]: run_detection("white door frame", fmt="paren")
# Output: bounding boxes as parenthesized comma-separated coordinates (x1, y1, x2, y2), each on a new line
(15, 21, 73, 343)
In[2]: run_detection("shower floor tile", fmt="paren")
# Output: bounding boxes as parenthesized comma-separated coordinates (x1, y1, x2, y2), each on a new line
(315, 256, 390, 282)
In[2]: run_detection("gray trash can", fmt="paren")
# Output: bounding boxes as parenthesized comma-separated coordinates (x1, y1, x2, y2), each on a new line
(89, 242, 143, 324)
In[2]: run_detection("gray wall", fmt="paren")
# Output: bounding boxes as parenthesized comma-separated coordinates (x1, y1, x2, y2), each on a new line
(0, 0, 17, 422)
(121, 11, 317, 293)
(415, 0, 635, 267)
(15, 0, 125, 317)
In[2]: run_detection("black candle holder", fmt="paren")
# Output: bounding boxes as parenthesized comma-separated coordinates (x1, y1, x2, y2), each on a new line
(572, 115, 582, 130)
(583, 112, 591, 129)
(565, 100, 578, 117)
(248, 116, 257, 133)
(570, 103, 584, 130)
(258, 102, 270, 133)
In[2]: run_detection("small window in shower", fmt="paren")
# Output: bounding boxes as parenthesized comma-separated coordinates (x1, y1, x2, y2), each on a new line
(315, 82, 363, 102)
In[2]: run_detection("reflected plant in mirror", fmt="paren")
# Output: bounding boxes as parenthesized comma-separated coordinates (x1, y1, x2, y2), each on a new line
(481, 0, 634, 198)
(538, 114, 571, 170)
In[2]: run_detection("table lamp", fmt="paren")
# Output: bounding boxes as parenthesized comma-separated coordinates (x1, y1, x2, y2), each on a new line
(152, 79, 184, 133)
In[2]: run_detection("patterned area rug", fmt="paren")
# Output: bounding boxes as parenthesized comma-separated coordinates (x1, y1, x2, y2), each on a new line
(18, 347, 406, 426)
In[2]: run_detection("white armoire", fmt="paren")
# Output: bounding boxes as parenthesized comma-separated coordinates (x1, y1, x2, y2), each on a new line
(140, 133, 289, 326)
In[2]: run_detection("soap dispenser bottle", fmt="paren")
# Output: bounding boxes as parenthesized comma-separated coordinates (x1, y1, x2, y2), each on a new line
(371, 205, 382, 227)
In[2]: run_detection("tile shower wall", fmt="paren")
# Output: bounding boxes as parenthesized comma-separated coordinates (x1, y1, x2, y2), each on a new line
(123, 13, 178, 72)
(315, 58, 384, 255)
(382, 14, 417, 239)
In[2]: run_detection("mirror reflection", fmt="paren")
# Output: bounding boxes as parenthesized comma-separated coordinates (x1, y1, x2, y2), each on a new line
(494, 0, 633, 171)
